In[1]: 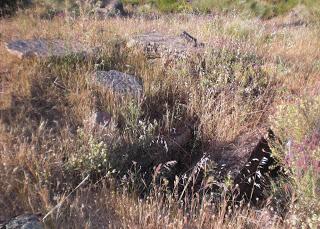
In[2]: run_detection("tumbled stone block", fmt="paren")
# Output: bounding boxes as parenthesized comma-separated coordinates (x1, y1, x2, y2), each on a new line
(93, 70, 143, 97)
(127, 31, 204, 60)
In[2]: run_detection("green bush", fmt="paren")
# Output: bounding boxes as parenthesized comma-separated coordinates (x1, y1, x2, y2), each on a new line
(66, 129, 112, 179)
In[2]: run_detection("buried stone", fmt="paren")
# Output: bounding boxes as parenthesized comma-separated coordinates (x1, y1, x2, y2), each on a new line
(92, 111, 111, 126)
(5, 39, 95, 59)
(87, 110, 112, 129)
(93, 70, 143, 97)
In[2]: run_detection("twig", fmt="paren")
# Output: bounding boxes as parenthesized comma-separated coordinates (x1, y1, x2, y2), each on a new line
(42, 174, 90, 222)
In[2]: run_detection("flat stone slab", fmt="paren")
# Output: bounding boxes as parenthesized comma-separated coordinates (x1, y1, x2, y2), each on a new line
(5, 39, 94, 59)
(0, 214, 44, 229)
(93, 70, 143, 97)
(127, 31, 205, 60)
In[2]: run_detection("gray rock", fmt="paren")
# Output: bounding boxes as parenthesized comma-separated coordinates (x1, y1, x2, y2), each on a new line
(93, 70, 143, 97)
(5, 39, 94, 59)
(0, 214, 44, 229)
(127, 31, 204, 61)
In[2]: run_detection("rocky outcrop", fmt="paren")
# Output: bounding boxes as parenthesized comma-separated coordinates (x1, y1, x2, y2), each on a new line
(5, 39, 96, 59)
(0, 214, 44, 229)
(92, 70, 143, 97)
(178, 129, 285, 206)
(201, 129, 285, 206)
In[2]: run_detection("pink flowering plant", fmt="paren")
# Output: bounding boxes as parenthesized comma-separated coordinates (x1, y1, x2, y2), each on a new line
(273, 96, 320, 228)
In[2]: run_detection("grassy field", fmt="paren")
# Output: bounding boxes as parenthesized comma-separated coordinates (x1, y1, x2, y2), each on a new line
(0, 0, 320, 228)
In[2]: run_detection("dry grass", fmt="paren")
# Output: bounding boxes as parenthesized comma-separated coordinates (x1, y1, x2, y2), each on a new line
(0, 3, 319, 228)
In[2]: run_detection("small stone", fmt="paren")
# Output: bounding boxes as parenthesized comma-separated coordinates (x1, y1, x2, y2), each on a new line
(92, 111, 112, 127)
(93, 70, 143, 97)
(0, 214, 44, 229)
(5, 39, 95, 59)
